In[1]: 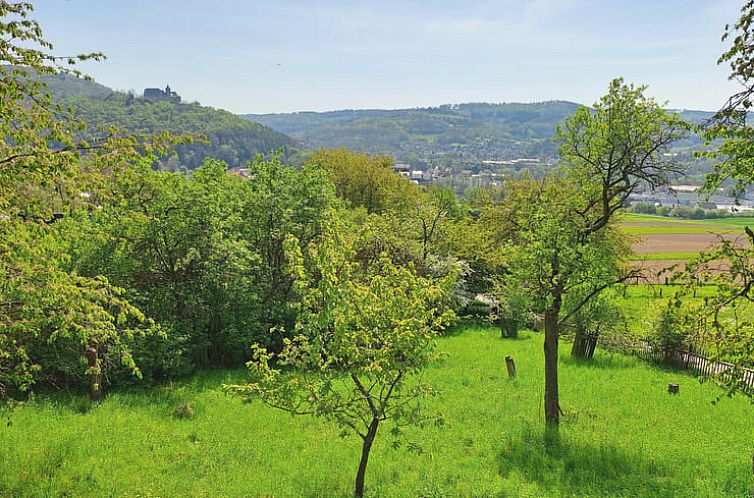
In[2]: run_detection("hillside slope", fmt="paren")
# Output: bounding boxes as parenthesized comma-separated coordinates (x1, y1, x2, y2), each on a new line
(41, 73, 298, 169)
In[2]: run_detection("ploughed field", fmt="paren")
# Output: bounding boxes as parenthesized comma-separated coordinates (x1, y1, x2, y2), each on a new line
(622, 214, 754, 280)
(0, 324, 751, 498)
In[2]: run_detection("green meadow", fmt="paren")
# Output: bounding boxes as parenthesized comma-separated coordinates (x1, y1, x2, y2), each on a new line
(1, 323, 750, 498)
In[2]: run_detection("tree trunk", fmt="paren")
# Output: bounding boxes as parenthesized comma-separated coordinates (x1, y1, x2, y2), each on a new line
(84, 347, 102, 403)
(355, 418, 379, 497)
(544, 302, 561, 427)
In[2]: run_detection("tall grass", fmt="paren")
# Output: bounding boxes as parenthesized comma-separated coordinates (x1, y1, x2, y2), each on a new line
(0, 324, 751, 497)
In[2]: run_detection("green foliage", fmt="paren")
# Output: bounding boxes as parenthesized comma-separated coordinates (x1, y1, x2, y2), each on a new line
(649, 297, 693, 361)
(491, 280, 532, 338)
(563, 292, 625, 340)
(0, 219, 155, 395)
(68, 156, 338, 374)
(698, 1, 754, 195)
(58, 91, 297, 169)
(0, 1, 173, 398)
(0, 1, 101, 209)
(679, 233, 754, 398)
(310, 148, 415, 214)
(227, 216, 456, 496)
(500, 176, 630, 315)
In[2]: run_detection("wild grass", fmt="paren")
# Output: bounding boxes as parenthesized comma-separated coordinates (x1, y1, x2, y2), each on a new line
(0, 323, 751, 497)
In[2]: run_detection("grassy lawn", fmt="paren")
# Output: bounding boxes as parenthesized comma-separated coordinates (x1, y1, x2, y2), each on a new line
(0, 323, 751, 497)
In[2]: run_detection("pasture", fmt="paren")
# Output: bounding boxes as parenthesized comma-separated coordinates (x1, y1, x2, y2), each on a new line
(0, 323, 751, 498)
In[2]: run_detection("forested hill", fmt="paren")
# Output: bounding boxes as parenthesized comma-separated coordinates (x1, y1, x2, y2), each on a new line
(244, 102, 713, 169)
(40, 73, 298, 169)
(244, 102, 584, 165)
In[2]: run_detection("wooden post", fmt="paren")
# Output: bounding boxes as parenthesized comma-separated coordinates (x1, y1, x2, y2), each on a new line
(505, 355, 516, 378)
(667, 383, 679, 395)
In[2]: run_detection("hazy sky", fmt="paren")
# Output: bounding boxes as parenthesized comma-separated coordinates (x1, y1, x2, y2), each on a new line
(34, 0, 743, 114)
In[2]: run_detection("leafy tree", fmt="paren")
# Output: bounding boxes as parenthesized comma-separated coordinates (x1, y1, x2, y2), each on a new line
(70, 156, 338, 373)
(0, 219, 155, 400)
(499, 175, 633, 427)
(310, 148, 416, 214)
(0, 1, 179, 397)
(0, 1, 103, 199)
(698, 0, 754, 196)
(227, 219, 455, 497)
(501, 79, 688, 428)
(648, 296, 693, 364)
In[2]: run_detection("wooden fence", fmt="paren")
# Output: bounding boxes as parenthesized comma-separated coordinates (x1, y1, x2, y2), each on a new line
(599, 337, 754, 388)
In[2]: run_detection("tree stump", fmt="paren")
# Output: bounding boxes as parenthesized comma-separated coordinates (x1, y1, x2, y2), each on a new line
(505, 355, 516, 378)
(667, 383, 679, 395)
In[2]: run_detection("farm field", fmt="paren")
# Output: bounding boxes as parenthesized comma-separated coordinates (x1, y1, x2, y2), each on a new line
(0, 323, 751, 498)
(623, 215, 754, 271)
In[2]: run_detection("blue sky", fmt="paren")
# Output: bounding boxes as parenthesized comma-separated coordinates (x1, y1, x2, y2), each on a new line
(34, 0, 742, 114)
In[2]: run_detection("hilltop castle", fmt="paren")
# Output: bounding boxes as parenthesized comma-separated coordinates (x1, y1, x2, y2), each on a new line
(143, 85, 180, 102)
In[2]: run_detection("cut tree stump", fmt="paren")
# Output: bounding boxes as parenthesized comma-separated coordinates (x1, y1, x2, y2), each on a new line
(668, 383, 679, 395)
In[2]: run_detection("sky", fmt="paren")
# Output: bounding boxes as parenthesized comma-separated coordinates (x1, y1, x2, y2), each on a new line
(33, 0, 744, 114)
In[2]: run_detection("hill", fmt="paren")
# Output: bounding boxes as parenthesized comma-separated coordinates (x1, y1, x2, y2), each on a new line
(40, 73, 298, 169)
(245, 103, 713, 173)
(245, 102, 581, 169)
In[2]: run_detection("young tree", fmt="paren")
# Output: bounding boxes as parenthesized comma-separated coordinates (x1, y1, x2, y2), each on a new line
(501, 79, 688, 428)
(227, 219, 455, 497)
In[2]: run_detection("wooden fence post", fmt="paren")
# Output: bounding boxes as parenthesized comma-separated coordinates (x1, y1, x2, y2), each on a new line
(505, 355, 516, 378)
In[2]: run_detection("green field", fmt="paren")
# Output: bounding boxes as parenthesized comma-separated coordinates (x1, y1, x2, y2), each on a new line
(629, 252, 699, 261)
(621, 214, 754, 235)
(1, 323, 751, 498)
(623, 213, 754, 226)
(621, 226, 740, 235)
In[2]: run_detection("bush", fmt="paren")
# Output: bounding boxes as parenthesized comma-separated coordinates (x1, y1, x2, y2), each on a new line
(650, 298, 692, 362)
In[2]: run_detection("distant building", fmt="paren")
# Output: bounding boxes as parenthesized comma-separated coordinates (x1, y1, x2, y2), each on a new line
(391, 163, 411, 178)
(143, 85, 180, 102)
